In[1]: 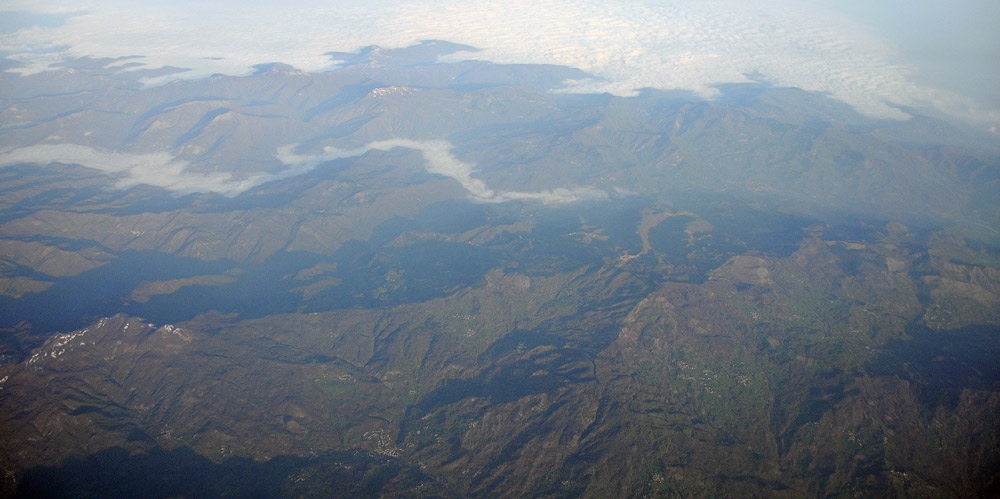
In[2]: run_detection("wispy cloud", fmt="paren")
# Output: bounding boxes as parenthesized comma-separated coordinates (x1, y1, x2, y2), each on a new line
(0, 140, 607, 204)
(2, 0, 996, 124)
(291, 139, 607, 204)
(0, 143, 255, 195)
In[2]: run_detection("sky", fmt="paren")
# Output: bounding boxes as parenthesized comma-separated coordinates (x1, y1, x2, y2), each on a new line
(1, 0, 997, 127)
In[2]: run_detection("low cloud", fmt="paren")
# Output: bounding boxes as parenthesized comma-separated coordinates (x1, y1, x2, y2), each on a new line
(367, 139, 494, 199)
(0, 140, 607, 204)
(2, 0, 996, 124)
(292, 139, 607, 204)
(0, 143, 254, 196)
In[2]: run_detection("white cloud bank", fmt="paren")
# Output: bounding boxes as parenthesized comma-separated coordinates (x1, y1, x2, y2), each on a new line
(0, 143, 257, 195)
(1, 0, 997, 124)
(0, 140, 607, 203)
(363, 139, 606, 204)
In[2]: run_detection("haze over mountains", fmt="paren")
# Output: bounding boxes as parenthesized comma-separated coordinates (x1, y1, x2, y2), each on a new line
(1, 1, 999, 497)
(4, 0, 999, 123)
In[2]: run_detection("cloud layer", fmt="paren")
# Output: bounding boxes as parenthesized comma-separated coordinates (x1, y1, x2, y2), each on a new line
(363, 140, 606, 204)
(0, 140, 606, 204)
(0, 143, 256, 195)
(2, 0, 996, 124)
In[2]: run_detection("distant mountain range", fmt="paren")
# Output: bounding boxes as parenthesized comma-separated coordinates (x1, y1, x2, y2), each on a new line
(1, 43, 998, 497)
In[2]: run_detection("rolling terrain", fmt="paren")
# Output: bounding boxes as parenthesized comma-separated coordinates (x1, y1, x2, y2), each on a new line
(1, 43, 999, 497)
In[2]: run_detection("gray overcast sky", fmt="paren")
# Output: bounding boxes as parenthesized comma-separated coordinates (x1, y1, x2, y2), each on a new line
(1, 0, 997, 127)
(814, 0, 1000, 110)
